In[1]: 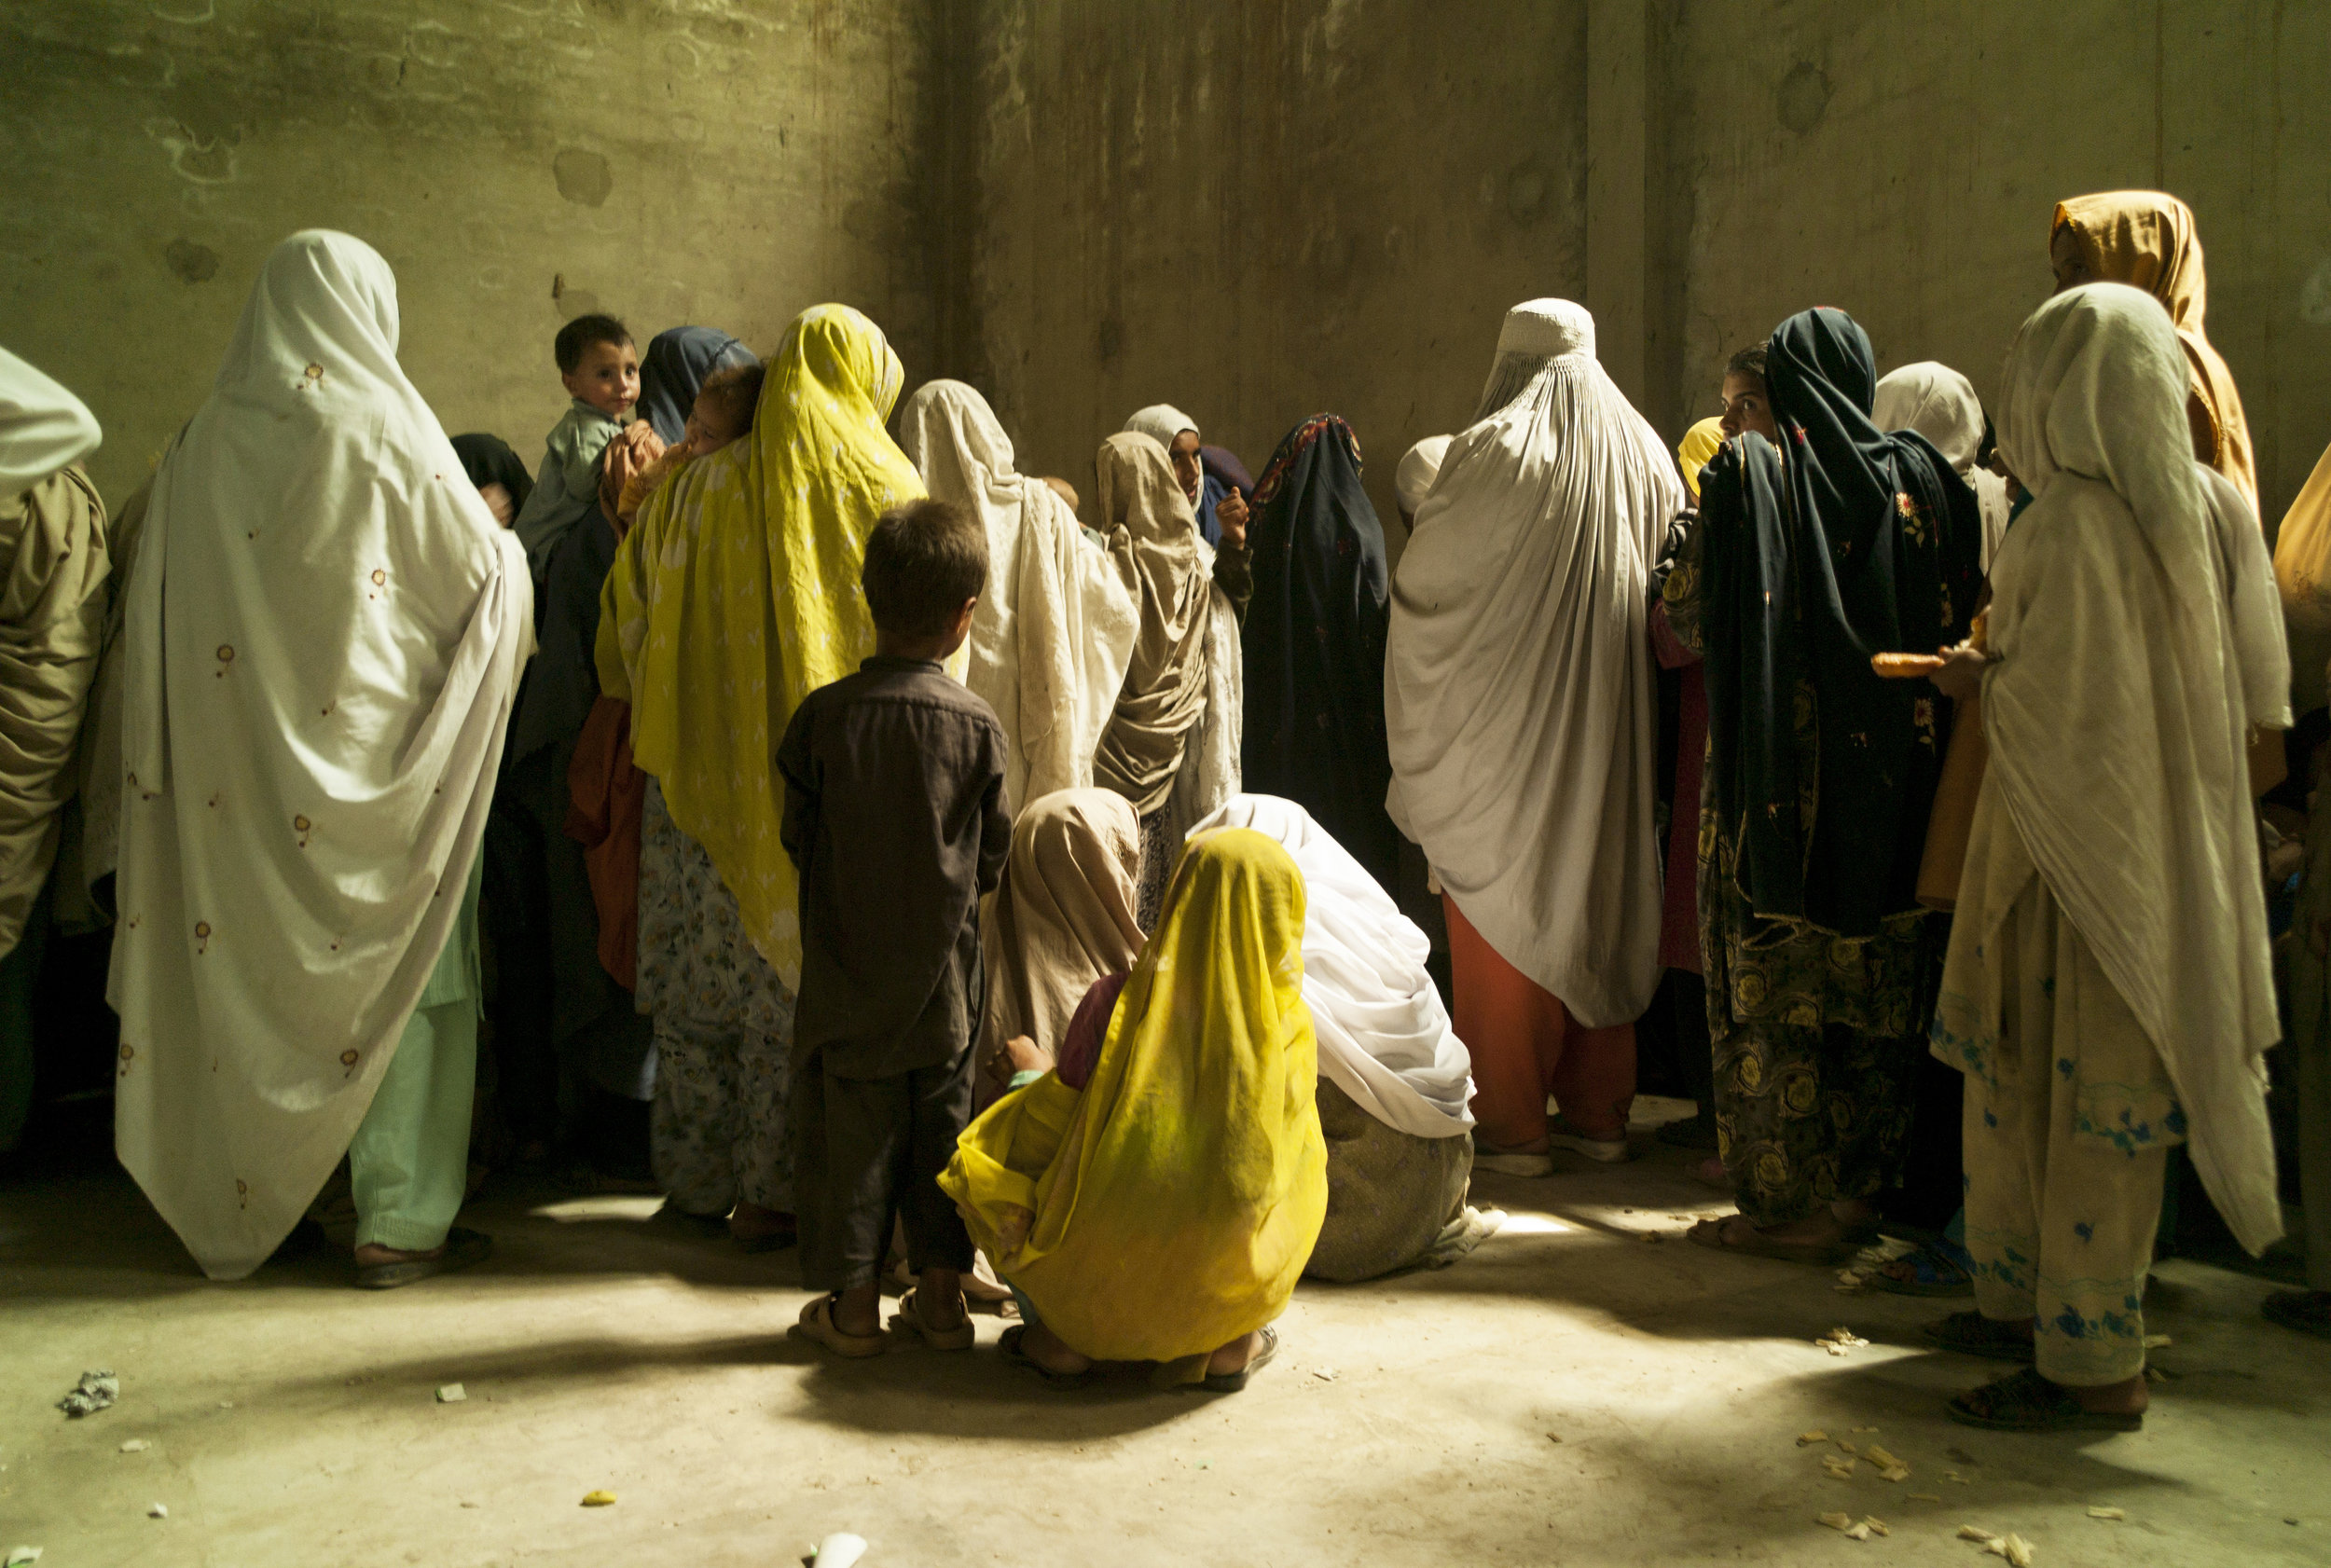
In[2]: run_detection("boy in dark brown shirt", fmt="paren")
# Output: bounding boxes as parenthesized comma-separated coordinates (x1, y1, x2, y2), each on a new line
(779, 499, 1013, 1356)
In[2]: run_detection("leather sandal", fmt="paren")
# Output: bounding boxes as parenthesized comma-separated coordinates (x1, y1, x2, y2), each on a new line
(789, 1293, 888, 1359)
(353, 1228, 492, 1290)
(1947, 1366, 2143, 1433)
(890, 1287, 976, 1352)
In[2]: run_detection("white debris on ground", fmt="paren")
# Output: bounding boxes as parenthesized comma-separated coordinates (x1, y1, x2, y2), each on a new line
(1814, 1327, 1870, 1356)
(56, 1370, 117, 1418)
(434, 1383, 467, 1403)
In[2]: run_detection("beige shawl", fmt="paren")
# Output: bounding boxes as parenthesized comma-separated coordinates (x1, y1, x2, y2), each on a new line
(0, 463, 110, 955)
(979, 787, 1145, 1060)
(1983, 282, 2285, 1254)
(1092, 432, 1215, 816)
(899, 381, 1140, 807)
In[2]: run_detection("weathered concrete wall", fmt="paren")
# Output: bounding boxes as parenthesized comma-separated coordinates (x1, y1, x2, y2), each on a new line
(971, 0, 2331, 532)
(1662, 0, 2331, 522)
(0, 0, 939, 509)
(969, 0, 1591, 545)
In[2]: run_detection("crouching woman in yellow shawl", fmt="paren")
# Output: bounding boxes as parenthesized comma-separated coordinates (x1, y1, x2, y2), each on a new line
(941, 828, 1327, 1391)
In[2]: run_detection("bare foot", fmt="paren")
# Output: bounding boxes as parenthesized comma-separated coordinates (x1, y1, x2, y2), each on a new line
(833, 1281, 884, 1339)
(1206, 1330, 1263, 1378)
(916, 1269, 968, 1333)
(353, 1242, 444, 1267)
(1017, 1321, 1093, 1376)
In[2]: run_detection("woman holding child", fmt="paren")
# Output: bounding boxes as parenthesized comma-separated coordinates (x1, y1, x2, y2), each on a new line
(600, 304, 923, 1248)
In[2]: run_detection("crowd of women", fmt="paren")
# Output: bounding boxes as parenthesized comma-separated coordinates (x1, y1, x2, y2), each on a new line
(0, 182, 2324, 1424)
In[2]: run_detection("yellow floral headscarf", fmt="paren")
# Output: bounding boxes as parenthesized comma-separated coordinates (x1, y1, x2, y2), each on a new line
(941, 827, 1327, 1369)
(598, 304, 923, 983)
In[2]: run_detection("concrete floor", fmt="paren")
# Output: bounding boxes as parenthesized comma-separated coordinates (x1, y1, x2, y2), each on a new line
(3, 1099, 2323, 1568)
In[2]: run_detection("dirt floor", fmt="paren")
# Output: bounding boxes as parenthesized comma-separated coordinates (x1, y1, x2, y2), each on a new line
(2, 1096, 2323, 1567)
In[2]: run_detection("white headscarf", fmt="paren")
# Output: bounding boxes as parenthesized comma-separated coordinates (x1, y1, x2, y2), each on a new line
(0, 347, 100, 494)
(111, 231, 533, 1281)
(1394, 434, 1450, 516)
(1192, 794, 1474, 1137)
(1385, 299, 1679, 1025)
(1124, 404, 1199, 456)
(1873, 360, 2012, 569)
(1987, 282, 2286, 1254)
(900, 380, 1139, 807)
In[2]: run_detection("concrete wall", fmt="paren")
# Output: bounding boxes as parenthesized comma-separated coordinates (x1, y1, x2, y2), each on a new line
(7, 2, 2324, 530)
(1660, 0, 2331, 524)
(964, 0, 2331, 533)
(0, 0, 940, 509)
(966, 0, 1592, 547)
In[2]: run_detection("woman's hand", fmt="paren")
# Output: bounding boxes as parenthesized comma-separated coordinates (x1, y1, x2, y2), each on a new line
(1215, 489, 1249, 548)
(1927, 642, 1993, 703)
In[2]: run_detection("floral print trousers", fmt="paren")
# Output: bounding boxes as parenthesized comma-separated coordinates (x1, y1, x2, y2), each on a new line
(1933, 871, 2182, 1386)
(638, 778, 794, 1218)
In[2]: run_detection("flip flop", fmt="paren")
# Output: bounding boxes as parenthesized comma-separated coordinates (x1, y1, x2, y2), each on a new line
(353, 1227, 492, 1290)
(1197, 1326, 1279, 1394)
(1947, 1366, 2144, 1433)
(999, 1325, 1094, 1388)
(1921, 1309, 2037, 1364)
(1685, 1215, 1857, 1267)
(789, 1293, 888, 1359)
(1865, 1239, 1975, 1298)
(2262, 1289, 2331, 1341)
(890, 1287, 976, 1352)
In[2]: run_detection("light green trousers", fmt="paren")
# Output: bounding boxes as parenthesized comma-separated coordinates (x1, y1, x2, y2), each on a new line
(350, 860, 483, 1252)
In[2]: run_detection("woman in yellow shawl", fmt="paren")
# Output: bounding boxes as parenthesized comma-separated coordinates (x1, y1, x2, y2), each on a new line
(2049, 191, 2255, 509)
(942, 828, 1327, 1390)
(598, 304, 923, 1245)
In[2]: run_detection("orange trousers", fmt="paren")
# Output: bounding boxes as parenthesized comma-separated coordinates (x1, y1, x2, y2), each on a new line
(1444, 896, 1636, 1148)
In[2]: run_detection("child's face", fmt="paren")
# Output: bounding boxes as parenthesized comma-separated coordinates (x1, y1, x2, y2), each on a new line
(683, 393, 744, 457)
(563, 338, 640, 419)
(1719, 372, 1776, 443)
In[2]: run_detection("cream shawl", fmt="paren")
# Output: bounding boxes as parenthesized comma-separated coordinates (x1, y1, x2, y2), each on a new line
(1985, 282, 2285, 1254)
(111, 232, 532, 1280)
(899, 381, 1139, 807)
(1873, 361, 2012, 570)
(1194, 793, 1474, 1138)
(1385, 299, 1680, 1026)
(979, 787, 1145, 1059)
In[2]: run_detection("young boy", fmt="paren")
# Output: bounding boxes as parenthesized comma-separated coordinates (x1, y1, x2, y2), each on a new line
(512, 312, 639, 578)
(778, 499, 1012, 1357)
(615, 360, 764, 526)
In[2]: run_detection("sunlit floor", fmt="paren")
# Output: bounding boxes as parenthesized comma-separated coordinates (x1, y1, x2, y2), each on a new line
(2, 1098, 2321, 1567)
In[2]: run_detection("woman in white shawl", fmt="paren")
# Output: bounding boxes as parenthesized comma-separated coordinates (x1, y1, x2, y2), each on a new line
(111, 231, 533, 1286)
(1924, 282, 2285, 1431)
(0, 349, 110, 1155)
(1193, 793, 1487, 1281)
(1872, 362, 2013, 570)
(1385, 298, 1680, 1173)
(899, 381, 1139, 808)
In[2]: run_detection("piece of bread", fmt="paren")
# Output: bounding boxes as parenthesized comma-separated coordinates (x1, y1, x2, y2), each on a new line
(1871, 652, 1947, 678)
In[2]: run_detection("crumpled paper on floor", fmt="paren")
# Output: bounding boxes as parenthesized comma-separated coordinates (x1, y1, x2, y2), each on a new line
(57, 1370, 117, 1418)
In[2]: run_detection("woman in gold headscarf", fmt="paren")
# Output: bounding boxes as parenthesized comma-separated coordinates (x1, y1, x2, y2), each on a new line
(2049, 191, 2255, 508)
(942, 828, 1327, 1390)
(600, 304, 924, 1247)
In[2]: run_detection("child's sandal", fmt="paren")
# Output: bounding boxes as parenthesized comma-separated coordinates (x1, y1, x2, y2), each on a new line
(890, 1286, 976, 1352)
(789, 1293, 888, 1359)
